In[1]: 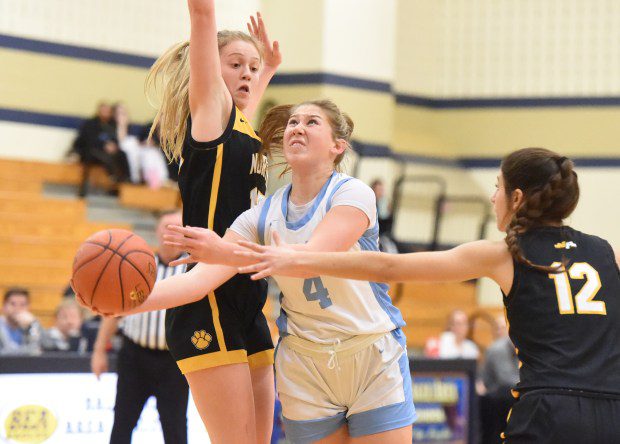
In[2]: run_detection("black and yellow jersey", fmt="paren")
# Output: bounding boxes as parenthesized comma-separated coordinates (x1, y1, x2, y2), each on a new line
(166, 105, 273, 373)
(179, 105, 268, 235)
(504, 226, 620, 395)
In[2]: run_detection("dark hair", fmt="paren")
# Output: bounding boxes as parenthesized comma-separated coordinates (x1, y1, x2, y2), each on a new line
(501, 148, 579, 273)
(3, 287, 30, 304)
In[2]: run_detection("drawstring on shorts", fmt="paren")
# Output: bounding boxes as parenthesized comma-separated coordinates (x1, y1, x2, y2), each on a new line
(326, 338, 342, 370)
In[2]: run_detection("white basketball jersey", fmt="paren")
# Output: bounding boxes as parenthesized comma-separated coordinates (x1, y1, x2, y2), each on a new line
(256, 173, 405, 344)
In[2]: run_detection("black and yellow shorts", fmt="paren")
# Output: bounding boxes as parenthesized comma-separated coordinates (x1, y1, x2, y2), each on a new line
(165, 275, 274, 374)
(502, 388, 620, 443)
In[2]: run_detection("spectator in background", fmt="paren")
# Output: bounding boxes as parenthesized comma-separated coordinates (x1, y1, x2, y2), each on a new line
(80, 312, 102, 352)
(114, 102, 173, 188)
(73, 101, 130, 196)
(0, 288, 43, 354)
(425, 309, 480, 359)
(63, 284, 101, 351)
(138, 123, 172, 188)
(479, 315, 519, 393)
(478, 315, 519, 443)
(42, 299, 86, 352)
(140, 123, 179, 183)
(370, 179, 398, 253)
(114, 102, 142, 184)
(370, 179, 392, 233)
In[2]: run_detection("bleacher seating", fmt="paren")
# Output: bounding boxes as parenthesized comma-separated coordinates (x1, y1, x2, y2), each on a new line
(0, 159, 130, 326)
(392, 281, 478, 350)
(119, 183, 181, 211)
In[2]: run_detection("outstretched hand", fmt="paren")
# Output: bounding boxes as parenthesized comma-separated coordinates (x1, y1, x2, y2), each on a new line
(235, 232, 307, 280)
(164, 225, 224, 266)
(247, 12, 281, 70)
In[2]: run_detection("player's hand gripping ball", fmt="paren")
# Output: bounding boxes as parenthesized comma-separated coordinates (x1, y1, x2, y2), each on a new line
(71, 229, 157, 315)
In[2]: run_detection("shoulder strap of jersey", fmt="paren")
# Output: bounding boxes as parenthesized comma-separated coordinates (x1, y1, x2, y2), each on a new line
(258, 194, 274, 245)
(325, 176, 354, 212)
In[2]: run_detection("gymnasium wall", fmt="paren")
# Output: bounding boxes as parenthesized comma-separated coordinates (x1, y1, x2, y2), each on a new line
(394, 0, 620, 156)
(0, 0, 258, 160)
(392, 0, 620, 305)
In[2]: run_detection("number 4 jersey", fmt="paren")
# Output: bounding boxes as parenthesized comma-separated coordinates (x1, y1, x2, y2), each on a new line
(230, 172, 405, 344)
(504, 226, 620, 395)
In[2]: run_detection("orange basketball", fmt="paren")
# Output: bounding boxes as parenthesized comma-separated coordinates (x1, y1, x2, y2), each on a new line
(71, 229, 156, 315)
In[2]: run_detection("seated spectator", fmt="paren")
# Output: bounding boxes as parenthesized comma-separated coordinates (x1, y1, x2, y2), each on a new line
(114, 102, 143, 184)
(42, 300, 86, 352)
(80, 313, 102, 352)
(370, 179, 392, 232)
(0, 288, 43, 354)
(114, 103, 173, 189)
(425, 309, 480, 359)
(63, 285, 101, 351)
(73, 101, 130, 196)
(138, 123, 173, 188)
(478, 315, 519, 444)
(370, 178, 398, 253)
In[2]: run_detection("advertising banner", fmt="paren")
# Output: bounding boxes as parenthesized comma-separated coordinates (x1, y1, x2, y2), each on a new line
(0, 373, 210, 444)
(412, 373, 470, 443)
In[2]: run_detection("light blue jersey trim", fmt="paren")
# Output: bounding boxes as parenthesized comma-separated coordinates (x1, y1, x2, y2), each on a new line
(282, 411, 346, 444)
(275, 291, 288, 336)
(281, 172, 336, 230)
(363, 220, 380, 238)
(358, 225, 405, 328)
(325, 177, 353, 211)
(347, 337, 416, 437)
(257, 195, 273, 245)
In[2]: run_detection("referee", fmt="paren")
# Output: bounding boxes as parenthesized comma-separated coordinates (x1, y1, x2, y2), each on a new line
(91, 211, 189, 444)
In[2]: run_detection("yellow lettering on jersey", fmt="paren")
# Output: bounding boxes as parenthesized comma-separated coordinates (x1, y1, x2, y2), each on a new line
(250, 152, 269, 178)
(548, 262, 605, 315)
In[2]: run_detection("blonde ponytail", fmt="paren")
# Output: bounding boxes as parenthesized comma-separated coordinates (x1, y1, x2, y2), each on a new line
(145, 41, 191, 162)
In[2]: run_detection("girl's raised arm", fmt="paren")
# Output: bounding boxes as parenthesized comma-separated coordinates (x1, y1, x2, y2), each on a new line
(188, 0, 233, 141)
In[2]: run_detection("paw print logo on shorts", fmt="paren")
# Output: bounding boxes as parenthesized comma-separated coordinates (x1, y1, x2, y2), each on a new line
(191, 330, 213, 350)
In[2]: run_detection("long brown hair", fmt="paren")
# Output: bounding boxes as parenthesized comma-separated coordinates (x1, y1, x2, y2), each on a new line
(258, 99, 354, 176)
(145, 32, 263, 162)
(501, 147, 580, 272)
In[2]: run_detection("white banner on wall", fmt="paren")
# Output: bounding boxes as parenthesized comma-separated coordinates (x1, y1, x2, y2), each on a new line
(0, 374, 210, 444)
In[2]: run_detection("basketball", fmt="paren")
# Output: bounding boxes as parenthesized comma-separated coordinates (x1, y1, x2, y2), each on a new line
(71, 229, 157, 315)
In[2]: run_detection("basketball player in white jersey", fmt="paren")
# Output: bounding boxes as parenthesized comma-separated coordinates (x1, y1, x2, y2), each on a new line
(127, 99, 416, 443)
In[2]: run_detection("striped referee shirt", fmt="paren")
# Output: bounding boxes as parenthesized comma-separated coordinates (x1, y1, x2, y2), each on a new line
(120, 255, 185, 350)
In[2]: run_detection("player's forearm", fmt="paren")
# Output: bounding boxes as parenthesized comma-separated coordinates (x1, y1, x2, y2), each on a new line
(188, 0, 216, 22)
(209, 233, 269, 268)
(125, 272, 206, 314)
(126, 263, 236, 315)
(218, 240, 269, 267)
(291, 250, 399, 282)
(292, 245, 492, 284)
